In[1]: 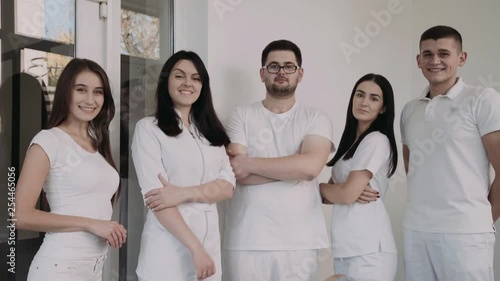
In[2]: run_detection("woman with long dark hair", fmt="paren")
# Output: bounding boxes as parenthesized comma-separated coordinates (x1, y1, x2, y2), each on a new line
(320, 73, 398, 280)
(131, 50, 235, 281)
(15, 58, 126, 281)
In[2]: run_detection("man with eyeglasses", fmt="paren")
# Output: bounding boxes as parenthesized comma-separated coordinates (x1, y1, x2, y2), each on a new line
(222, 39, 334, 280)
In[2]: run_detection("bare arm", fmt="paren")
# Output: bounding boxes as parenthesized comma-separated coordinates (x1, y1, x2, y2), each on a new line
(320, 170, 373, 204)
(483, 130, 500, 222)
(145, 177, 234, 210)
(227, 143, 276, 185)
(233, 135, 332, 181)
(403, 144, 410, 174)
(15, 145, 126, 247)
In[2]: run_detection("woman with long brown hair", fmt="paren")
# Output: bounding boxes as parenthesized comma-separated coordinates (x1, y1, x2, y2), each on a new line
(15, 58, 127, 281)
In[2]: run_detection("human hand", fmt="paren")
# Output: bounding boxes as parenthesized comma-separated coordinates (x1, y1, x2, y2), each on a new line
(319, 183, 334, 204)
(229, 153, 251, 179)
(190, 246, 215, 280)
(322, 196, 334, 205)
(144, 174, 186, 211)
(88, 220, 127, 248)
(226, 148, 237, 158)
(356, 185, 379, 204)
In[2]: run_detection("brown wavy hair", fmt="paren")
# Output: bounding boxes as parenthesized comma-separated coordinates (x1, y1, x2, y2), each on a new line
(48, 58, 119, 203)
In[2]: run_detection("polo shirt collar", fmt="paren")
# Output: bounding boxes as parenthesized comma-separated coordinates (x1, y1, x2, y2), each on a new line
(418, 77, 465, 101)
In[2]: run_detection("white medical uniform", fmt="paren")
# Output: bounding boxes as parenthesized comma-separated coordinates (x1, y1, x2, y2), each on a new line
(330, 132, 397, 281)
(222, 101, 334, 281)
(400, 78, 500, 281)
(131, 116, 235, 281)
(26, 128, 119, 281)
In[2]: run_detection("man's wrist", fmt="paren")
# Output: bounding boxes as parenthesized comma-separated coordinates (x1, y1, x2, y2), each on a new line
(246, 157, 258, 175)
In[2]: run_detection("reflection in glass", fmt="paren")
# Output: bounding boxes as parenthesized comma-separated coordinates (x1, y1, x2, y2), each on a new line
(21, 48, 72, 116)
(121, 9, 160, 60)
(15, 0, 75, 44)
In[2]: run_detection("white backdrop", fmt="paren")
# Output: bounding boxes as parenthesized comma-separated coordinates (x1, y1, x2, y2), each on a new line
(177, 0, 500, 280)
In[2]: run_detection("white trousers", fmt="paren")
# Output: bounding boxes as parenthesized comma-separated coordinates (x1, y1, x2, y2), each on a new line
(222, 249, 318, 281)
(333, 252, 397, 281)
(404, 228, 495, 281)
(27, 253, 106, 281)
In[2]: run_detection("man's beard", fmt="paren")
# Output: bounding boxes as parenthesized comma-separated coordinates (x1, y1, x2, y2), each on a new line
(265, 81, 297, 99)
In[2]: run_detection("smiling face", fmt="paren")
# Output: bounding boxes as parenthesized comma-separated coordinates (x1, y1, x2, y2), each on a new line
(167, 59, 202, 110)
(352, 81, 385, 126)
(260, 50, 303, 98)
(67, 70, 104, 124)
(417, 37, 467, 89)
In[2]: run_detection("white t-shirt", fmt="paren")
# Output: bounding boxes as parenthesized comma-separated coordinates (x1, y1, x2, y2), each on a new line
(330, 132, 397, 257)
(131, 116, 235, 279)
(223, 101, 334, 250)
(401, 78, 500, 233)
(31, 127, 119, 259)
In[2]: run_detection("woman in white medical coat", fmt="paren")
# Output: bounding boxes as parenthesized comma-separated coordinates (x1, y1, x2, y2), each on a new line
(131, 50, 235, 281)
(320, 73, 398, 281)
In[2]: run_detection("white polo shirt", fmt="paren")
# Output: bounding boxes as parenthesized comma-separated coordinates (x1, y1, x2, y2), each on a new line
(330, 132, 397, 257)
(400, 78, 500, 233)
(223, 101, 334, 250)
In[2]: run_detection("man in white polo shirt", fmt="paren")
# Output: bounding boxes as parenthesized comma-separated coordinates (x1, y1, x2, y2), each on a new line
(401, 25, 500, 281)
(221, 39, 334, 280)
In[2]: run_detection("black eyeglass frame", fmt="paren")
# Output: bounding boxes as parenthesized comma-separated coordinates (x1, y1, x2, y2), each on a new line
(262, 64, 301, 74)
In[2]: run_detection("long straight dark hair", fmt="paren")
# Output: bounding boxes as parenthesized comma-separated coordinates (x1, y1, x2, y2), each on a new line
(48, 58, 119, 202)
(155, 50, 230, 147)
(327, 73, 398, 177)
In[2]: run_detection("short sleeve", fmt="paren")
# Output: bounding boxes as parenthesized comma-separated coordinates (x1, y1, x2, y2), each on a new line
(30, 130, 59, 166)
(350, 132, 390, 175)
(400, 102, 411, 145)
(217, 147, 236, 189)
(475, 89, 500, 136)
(225, 107, 247, 147)
(307, 110, 335, 152)
(131, 118, 166, 200)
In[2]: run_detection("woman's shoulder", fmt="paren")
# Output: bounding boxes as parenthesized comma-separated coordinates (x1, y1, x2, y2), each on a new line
(361, 131, 389, 147)
(136, 116, 157, 126)
(32, 128, 60, 143)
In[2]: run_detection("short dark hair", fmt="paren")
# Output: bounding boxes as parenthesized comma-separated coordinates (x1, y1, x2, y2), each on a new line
(420, 25, 463, 51)
(261, 40, 302, 67)
(155, 50, 230, 147)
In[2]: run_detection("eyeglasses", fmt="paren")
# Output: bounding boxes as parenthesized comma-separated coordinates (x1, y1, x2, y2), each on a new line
(263, 64, 300, 74)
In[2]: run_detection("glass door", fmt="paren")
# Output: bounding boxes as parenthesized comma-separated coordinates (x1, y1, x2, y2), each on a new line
(1, 1, 75, 280)
(0, 0, 173, 280)
(117, 1, 173, 280)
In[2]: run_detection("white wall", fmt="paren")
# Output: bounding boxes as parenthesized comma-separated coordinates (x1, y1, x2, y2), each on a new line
(207, 0, 500, 280)
(174, 0, 208, 61)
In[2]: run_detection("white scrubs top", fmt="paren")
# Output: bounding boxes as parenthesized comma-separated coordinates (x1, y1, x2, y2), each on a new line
(330, 132, 397, 257)
(131, 116, 235, 281)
